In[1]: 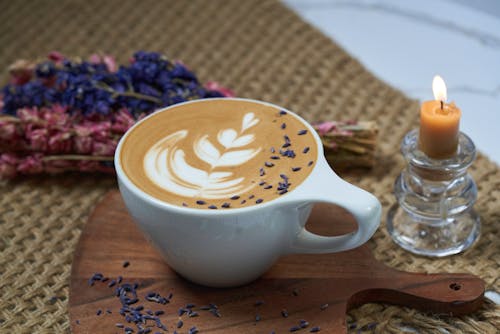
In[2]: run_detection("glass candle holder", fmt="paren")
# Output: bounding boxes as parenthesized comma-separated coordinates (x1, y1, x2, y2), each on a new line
(386, 129, 480, 257)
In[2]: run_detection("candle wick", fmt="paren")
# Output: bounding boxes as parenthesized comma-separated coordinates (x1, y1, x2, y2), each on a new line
(440, 100, 444, 110)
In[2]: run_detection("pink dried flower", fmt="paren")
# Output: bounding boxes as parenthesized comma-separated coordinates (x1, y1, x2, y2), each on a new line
(89, 53, 117, 72)
(48, 132, 73, 154)
(88, 122, 111, 140)
(48, 51, 65, 65)
(41, 104, 70, 126)
(17, 154, 43, 174)
(0, 154, 18, 178)
(103, 55, 117, 73)
(204, 81, 236, 97)
(111, 109, 135, 133)
(315, 121, 337, 136)
(27, 128, 48, 151)
(89, 54, 101, 64)
(17, 107, 41, 123)
(8, 59, 34, 85)
(74, 135, 93, 154)
(0, 121, 19, 140)
(92, 140, 117, 156)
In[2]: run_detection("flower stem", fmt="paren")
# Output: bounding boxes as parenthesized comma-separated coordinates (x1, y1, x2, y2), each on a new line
(94, 82, 162, 104)
(42, 154, 114, 161)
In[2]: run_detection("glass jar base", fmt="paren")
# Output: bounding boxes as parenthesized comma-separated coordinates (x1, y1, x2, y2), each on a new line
(386, 204, 480, 257)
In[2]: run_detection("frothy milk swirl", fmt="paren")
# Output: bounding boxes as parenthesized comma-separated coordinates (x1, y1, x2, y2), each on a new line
(120, 99, 318, 209)
(143, 112, 262, 199)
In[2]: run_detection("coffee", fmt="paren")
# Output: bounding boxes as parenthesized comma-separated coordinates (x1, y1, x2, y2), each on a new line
(120, 99, 317, 209)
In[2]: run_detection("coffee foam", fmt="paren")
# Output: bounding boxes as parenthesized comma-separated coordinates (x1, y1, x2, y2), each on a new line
(120, 99, 317, 209)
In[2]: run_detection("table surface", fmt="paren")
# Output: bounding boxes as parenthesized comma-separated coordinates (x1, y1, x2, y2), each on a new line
(284, 0, 500, 166)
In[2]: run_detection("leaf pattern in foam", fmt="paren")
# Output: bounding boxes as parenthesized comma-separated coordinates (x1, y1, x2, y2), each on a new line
(218, 129, 255, 149)
(241, 112, 259, 131)
(144, 112, 262, 199)
(195, 135, 220, 165)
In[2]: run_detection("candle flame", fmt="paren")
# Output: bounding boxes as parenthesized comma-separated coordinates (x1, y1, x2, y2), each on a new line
(432, 75, 447, 102)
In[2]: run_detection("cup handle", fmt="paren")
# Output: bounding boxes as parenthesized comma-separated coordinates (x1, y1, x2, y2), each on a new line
(287, 160, 381, 254)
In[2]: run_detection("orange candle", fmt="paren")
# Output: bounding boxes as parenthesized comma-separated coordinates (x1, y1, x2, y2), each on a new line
(418, 75, 461, 159)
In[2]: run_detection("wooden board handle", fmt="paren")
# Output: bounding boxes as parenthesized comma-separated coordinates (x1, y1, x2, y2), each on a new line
(348, 272, 485, 316)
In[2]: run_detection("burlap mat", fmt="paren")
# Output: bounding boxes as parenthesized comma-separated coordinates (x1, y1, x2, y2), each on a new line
(0, 0, 498, 333)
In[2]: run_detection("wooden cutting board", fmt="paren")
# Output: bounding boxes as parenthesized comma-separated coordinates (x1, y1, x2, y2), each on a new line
(69, 190, 484, 333)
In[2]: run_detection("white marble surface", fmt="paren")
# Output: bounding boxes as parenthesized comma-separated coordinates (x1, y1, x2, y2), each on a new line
(284, 0, 500, 165)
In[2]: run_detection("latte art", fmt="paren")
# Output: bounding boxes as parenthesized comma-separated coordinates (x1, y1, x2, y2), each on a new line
(120, 99, 318, 209)
(143, 112, 261, 198)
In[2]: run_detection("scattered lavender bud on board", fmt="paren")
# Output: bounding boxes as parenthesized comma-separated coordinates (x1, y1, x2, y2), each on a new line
(320, 303, 329, 310)
(310, 326, 321, 332)
(123, 261, 130, 268)
(281, 309, 289, 318)
(300, 319, 309, 328)
(210, 308, 222, 317)
(255, 314, 261, 322)
(177, 320, 183, 328)
(290, 325, 301, 332)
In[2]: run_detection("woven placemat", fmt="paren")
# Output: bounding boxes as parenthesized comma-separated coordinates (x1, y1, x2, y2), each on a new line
(0, 0, 498, 332)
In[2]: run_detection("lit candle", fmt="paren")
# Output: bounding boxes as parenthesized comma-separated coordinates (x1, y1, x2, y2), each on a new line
(418, 75, 461, 159)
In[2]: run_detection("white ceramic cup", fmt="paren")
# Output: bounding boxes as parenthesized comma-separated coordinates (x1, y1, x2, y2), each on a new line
(115, 98, 381, 287)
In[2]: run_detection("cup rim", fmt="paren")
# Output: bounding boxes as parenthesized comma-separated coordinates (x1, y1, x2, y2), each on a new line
(114, 97, 325, 215)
